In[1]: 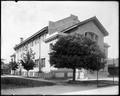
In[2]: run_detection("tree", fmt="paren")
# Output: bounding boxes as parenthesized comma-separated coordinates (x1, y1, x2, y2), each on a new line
(9, 61, 18, 75)
(20, 48, 36, 77)
(1, 59, 12, 75)
(50, 33, 106, 81)
(1, 59, 5, 75)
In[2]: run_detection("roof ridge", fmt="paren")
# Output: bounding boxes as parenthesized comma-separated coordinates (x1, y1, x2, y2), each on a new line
(14, 26, 48, 50)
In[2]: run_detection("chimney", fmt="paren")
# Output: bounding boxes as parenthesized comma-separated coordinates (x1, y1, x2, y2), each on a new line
(20, 37, 23, 43)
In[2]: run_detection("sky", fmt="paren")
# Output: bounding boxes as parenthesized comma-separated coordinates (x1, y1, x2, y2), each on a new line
(1, 1, 118, 63)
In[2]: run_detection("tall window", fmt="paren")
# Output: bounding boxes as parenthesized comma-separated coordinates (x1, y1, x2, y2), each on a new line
(41, 33, 46, 41)
(35, 59, 39, 67)
(49, 43, 53, 52)
(41, 58, 45, 67)
(31, 41, 33, 47)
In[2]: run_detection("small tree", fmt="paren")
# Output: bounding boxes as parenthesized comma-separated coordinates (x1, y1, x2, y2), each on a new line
(9, 61, 18, 75)
(1, 59, 5, 75)
(20, 48, 35, 77)
(50, 33, 106, 81)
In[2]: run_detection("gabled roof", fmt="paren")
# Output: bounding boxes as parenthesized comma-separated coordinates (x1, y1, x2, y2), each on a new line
(14, 26, 48, 50)
(61, 16, 109, 36)
(14, 16, 109, 50)
(85, 16, 108, 36)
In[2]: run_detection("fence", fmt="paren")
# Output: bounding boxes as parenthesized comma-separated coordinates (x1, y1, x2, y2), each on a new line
(13, 70, 73, 79)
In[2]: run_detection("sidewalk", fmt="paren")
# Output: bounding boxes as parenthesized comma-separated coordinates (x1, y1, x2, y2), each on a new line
(61, 86, 119, 95)
(1, 75, 119, 95)
(1, 84, 118, 95)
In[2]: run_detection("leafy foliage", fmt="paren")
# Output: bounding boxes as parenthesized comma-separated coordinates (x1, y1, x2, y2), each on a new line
(9, 61, 18, 71)
(20, 48, 36, 72)
(50, 33, 106, 70)
(50, 33, 106, 80)
(1, 60, 11, 75)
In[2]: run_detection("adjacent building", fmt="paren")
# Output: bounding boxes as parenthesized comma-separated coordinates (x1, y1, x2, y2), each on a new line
(107, 58, 119, 76)
(12, 14, 109, 76)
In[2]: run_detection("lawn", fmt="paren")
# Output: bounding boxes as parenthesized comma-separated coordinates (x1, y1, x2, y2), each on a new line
(1, 77, 56, 89)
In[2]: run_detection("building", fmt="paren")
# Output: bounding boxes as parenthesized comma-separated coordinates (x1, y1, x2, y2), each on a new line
(107, 58, 119, 76)
(107, 58, 118, 67)
(13, 14, 109, 76)
(1, 59, 11, 75)
(10, 53, 16, 62)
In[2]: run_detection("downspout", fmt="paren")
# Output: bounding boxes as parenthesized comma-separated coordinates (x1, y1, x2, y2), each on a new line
(39, 36, 41, 73)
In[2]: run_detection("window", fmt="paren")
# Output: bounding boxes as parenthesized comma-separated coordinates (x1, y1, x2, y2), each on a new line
(25, 45, 28, 51)
(37, 38, 39, 43)
(23, 46, 25, 51)
(49, 43, 53, 52)
(41, 58, 45, 67)
(20, 48, 21, 52)
(41, 34, 46, 41)
(85, 32, 98, 42)
(20, 54, 22, 58)
(94, 35, 98, 41)
(35, 59, 39, 67)
(35, 39, 37, 44)
(31, 41, 33, 47)
(22, 47, 24, 51)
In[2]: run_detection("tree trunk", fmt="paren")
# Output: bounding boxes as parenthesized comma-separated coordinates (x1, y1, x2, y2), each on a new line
(19, 69, 21, 76)
(14, 70, 15, 75)
(73, 67, 76, 81)
(27, 71, 29, 77)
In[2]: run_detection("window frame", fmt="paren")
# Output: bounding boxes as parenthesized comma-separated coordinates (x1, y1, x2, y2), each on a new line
(41, 58, 45, 67)
(85, 32, 98, 42)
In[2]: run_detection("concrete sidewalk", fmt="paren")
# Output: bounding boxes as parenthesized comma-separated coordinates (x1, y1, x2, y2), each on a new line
(1, 85, 118, 95)
(1, 75, 119, 95)
(61, 86, 119, 95)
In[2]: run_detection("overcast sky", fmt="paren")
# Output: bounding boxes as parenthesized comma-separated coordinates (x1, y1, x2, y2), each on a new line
(1, 1, 118, 63)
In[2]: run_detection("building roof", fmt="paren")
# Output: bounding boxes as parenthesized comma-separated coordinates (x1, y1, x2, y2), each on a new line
(61, 16, 109, 36)
(14, 15, 109, 50)
(14, 26, 48, 50)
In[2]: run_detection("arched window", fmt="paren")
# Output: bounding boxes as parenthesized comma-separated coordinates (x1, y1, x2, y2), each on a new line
(85, 32, 98, 42)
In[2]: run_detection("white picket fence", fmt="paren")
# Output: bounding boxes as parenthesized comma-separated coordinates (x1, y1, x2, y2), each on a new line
(13, 70, 73, 79)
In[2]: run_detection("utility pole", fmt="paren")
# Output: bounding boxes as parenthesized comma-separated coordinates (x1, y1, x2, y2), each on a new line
(113, 58, 115, 85)
(39, 37, 41, 73)
(97, 70, 98, 87)
(97, 57, 98, 87)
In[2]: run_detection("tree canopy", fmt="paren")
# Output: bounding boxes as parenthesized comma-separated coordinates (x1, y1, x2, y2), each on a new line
(9, 61, 18, 71)
(50, 33, 106, 80)
(20, 48, 36, 76)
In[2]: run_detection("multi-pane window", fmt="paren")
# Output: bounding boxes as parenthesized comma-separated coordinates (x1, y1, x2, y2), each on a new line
(35, 59, 39, 67)
(41, 58, 45, 67)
